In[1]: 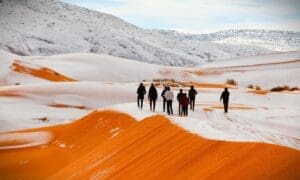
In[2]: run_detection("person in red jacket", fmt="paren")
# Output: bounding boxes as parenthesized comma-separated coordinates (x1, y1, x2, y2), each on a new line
(180, 93, 190, 116)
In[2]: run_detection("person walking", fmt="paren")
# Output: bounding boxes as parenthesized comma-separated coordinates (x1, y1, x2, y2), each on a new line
(220, 87, 230, 113)
(177, 89, 184, 116)
(164, 87, 174, 115)
(188, 85, 197, 111)
(148, 83, 158, 112)
(161, 86, 168, 112)
(180, 93, 189, 116)
(137, 83, 146, 109)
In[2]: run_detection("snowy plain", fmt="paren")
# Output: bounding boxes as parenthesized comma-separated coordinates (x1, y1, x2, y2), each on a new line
(0, 50, 299, 150)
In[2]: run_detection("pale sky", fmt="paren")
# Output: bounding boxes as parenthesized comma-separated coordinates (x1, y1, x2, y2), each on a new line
(61, 0, 300, 33)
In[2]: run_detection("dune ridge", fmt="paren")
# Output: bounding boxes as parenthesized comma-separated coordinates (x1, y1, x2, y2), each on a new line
(0, 110, 299, 179)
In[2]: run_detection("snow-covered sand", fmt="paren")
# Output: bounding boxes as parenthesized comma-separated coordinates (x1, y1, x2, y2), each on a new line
(0, 50, 299, 150)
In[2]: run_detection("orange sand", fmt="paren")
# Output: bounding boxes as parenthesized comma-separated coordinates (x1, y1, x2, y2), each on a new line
(191, 60, 300, 79)
(211, 105, 255, 110)
(49, 103, 88, 110)
(0, 91, 23, 97)
(203, 107, 214, 112)
(219, 59, 300, 69)
(12, 60, 77, 82)
(197, 103, 256, 110)
(0, 111, 299, 179)
(247, 89, 269, 95)
(186, 82, 235, 89)
(190, 69, 221, 76)
(195, 59, 300, 75)
(0, 111, 136, 178)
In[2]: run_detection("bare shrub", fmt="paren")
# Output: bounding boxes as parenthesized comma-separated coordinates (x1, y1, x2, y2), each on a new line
(289, 87, 300, 91)
(37, 117, 48, 122)
(255, 85, 262, 90)
(152, 79, 185, 87)
(226, 79, 237, 86)
(247, 84, 254, 89)
(270, 85, 290, 92)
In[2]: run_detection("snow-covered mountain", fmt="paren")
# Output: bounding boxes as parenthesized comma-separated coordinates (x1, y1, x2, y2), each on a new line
(0, 0, 290, 66)
(155, 29, 300, 52)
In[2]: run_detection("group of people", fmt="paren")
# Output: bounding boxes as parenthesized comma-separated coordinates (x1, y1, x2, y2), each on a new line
(174, 86, 197, 116)
(137, 83, 158, 112)
(137, 82, 230, 116)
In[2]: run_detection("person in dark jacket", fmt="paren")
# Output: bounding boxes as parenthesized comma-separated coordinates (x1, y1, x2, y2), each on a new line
(180, 93, 189, 116)
(220, 88, 230, 113)
(137, 83, 146, 109)
(188, 86, 197, 111)
(161, 86, 168, 112)
(177, 89, 184, 116)
(148, 83, 158, 112)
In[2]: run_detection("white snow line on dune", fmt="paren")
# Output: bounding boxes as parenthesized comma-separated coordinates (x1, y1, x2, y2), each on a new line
(0, 131, 53, 150)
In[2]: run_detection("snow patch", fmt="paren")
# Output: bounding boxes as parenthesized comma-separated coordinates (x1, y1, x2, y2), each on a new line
(0, 131, 52, 150)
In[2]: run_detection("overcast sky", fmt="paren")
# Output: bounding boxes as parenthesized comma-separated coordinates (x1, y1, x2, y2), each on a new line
(61, 0, 300, 33)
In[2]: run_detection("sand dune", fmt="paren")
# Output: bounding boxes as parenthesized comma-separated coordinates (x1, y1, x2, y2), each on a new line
(0, 111, 299, 179)
(12, 60, 77, 82)
(0, 51, 299, 178)
(0, 111, 136, 178)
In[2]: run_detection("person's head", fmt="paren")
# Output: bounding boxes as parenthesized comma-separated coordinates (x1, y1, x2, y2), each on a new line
(225, 87, 228, 91)
(151, 83, 154, 87)
(140, 83, 143, 86)
(179, 89, 183, 93)
(167, 87, 171, 90)
(191, 85, 194, 89)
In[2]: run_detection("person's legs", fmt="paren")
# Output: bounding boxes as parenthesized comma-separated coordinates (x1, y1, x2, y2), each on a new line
(186, 107, 188, 116)
(153, 100, 156, 112)
(149, 99, 152, 111)
(141, 98, 144, 109)
(190, 99, 192, 110)
(163, 99, 166, 112)
(192, 98, 195, 111)
(178, 104, 181, 116)
(137, 97, 140, 108)
(170, 100, 173, 115)
(224, 101, 228, 113)
(167, 101, 170, 115)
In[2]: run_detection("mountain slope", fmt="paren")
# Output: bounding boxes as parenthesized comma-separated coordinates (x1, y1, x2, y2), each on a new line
(156, 29, 300, 52)
(0, 0, 274, 66)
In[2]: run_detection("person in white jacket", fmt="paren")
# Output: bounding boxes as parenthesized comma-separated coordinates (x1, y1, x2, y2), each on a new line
(164, 87, 174, 115)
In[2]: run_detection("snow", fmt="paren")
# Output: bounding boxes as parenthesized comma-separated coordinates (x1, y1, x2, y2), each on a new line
(110, 88, 300, 150)
(0, 0, 278, 66)
(23, 53, 163, 82)
(0, 131, 52, 150)
(0, 50, 299, 150)
(199, 51, 300, 68)
(2, 51, 299, 89)
(0, 100, 90, 132)
(213, 30, 300, 52)
(156, 29, 300, 52)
